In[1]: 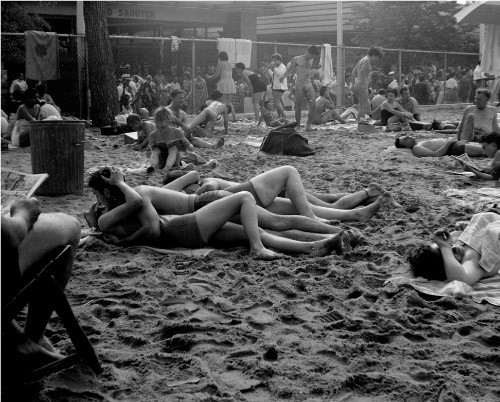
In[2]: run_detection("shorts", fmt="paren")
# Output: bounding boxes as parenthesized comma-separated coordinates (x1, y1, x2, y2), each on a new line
(193, 190, 232, 211)
(445, 141, 467, 156)
(224, 181, 265, 207)
(152, 140, 186, 169)
(158, 213, 205, 248)
(249, 74, 267, 93)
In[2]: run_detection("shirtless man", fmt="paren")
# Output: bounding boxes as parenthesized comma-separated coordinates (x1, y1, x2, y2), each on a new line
(351, 46, 383, 123)
(457, 89, 500, 142)
(311, 86, 346, 125)
(280, 45, 320, 132)
(394, 135, 485, 158)
(165, 89, 224, 149)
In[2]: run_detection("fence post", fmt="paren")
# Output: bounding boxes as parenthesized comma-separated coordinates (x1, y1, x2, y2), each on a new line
(192, 38, 196, 115)
(443, 51, 447, 103)
(274, 41, 278, 55)
(337, 45, 345, 108)
(398, 49, 402, 88)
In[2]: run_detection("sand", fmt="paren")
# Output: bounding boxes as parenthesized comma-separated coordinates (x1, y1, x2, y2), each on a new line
(3, 108, 500, 401)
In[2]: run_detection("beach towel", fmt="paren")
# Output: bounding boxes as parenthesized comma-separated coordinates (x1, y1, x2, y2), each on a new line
(170, 36, 181, 52)
(25, 31, 60, 81)
(235, 39, 252, 68)
(217, 38, 237, 66)
(319, 44, 334, 86)
(443, 187, 500, 210)
(385, 275, 500, 306)
(260, 123, 315, 157)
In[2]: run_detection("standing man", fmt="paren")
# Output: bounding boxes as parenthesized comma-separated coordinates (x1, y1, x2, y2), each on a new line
(269, 53, 288, 120)
(9, 73, 28, 114)
(350, 46, 383, 123)
(280, 45, 320, 131)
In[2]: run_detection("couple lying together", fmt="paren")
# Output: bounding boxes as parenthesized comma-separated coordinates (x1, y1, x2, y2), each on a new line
(85, 165, 399, 260)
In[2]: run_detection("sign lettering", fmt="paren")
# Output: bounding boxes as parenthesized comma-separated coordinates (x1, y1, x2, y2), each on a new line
(107, 8, 156, 19)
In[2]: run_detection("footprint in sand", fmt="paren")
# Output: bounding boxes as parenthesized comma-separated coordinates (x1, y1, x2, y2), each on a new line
(243, 301, 275, 326)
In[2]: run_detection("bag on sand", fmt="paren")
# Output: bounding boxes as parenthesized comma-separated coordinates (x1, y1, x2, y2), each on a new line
(260, 122, 315, 157)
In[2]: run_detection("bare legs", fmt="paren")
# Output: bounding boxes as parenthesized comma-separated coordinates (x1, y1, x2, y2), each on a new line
(221, 93, 236, 121)
(357, 87, 369, 122)
(458, 113, 475, 142)
(272, 90, 286, 119)
(252, 92, 264, 120)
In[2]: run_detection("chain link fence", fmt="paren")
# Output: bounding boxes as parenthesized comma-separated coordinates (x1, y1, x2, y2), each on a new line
(1, 32, 480, 120)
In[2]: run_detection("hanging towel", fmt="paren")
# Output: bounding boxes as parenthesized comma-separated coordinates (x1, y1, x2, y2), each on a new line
(25, 31, 59, 81)
(320, 44, 334, 86)
(171, 36, 181, 52)
(481, 24, 500, 76)
(235, 39, 252, 69)
(217, 38, 237, 66)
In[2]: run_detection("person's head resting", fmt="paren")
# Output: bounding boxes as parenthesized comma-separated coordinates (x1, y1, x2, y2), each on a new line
(272, 53, 282, 64)
(126, 113, 142, 130)
(377, 88, 387, 96)
(306, 45, 320, 59)
(87, 167, 126, 212)
(386, 88, 398, 101)
(474, 88, 491, 110)
(170, 88, 185, 106)
(263, 99, 274, 110)
(367, 46, 383, 62)
(481, 132, 500, 158)
(209, 89, 223, 101)
(217, 51, 229, 62)
(399, 86, 410, 99)
(153, 107, 172, 131)
(407, 243, 447, 281)
(319, 86, 329, 97)
(234, 62, 246, 74)
(24, 88, 39, 106)
(395, 134, 417, 149)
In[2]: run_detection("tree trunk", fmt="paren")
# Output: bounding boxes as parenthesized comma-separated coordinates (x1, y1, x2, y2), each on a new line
(83, 1, 118, 127)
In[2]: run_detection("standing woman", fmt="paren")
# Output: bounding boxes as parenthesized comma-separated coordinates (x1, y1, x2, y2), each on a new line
(234, 62, 267, 121)
(207, 51, 237, 121)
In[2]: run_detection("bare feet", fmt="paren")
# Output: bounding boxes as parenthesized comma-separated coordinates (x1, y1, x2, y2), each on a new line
(250, 248, 283, 260)
(17, 336, 65, 370)
(304, 124, 312, 131)
(380, 191, 402, 208)
(366, 183, 385, 198)
(310, 231, 344, 257)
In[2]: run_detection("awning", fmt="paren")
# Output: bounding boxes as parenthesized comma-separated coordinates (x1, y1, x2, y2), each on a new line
(454, 1, 500, 25)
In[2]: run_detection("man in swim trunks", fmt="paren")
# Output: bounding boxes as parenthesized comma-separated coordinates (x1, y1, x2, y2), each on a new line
(394, 135, 485, 158)
(350, 46, 383, 123)
(457, 89, 500, 142)
(279, 45, 321, 132)
(311, 86, 346, 125)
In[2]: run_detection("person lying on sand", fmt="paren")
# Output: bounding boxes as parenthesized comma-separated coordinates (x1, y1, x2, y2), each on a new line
(2, 198, 81, 372)
(311, 86, 346, 125)
(460, 132, 500, 181)
(394, 135, 485, 158)
(173, 165, 399, 222)
(457, 89, 500, 142)
(86, 167, 346, 259)
(408, 212, 500, 285)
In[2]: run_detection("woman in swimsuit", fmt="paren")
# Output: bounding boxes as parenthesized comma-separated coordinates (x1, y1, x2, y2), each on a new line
(187, 90, 229, 136)
(234, 62, 267, 121)
(207, 51, 237, 122)
(380, 88, 414, 127)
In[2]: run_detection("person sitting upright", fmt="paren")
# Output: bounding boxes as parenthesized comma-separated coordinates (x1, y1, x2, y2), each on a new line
(394, 134, 485, 158)
(369, 88, 386, 121)
(379, 88, 415, 129)
(395, 86, 421, 121)
(457, 89, 499, 142)
(258, 100, 291, 127)
(126, 113, 156, 151)
(311, 86, 346, 125)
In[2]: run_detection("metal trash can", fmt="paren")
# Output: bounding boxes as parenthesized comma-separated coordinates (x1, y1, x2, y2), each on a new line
(30, 120, 85, 196)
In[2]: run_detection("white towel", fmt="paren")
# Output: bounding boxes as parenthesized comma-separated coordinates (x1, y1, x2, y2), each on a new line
(171, 36, 181, 52)
(481, 24, 500, 75)
(320, 44, 334, 86)
(235, 39, 252, 69)
(217, 38, 237, 66)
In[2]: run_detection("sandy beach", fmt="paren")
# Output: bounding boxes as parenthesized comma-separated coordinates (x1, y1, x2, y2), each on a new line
(3, 107, 500, 401)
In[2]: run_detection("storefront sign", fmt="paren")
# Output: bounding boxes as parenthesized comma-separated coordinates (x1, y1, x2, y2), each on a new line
(107, 8, 156, 19)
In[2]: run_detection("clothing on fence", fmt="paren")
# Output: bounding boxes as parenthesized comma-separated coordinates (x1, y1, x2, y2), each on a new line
(217, 38, 237, 66)
(25, 31, 60, 81)
(235, 39, 252, 68)
(320, 44, 334, 86)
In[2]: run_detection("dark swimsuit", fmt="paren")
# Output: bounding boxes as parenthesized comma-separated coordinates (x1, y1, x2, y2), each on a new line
(380, 109, 394, 126)
(248, 74, 267, 93)
(445, 141, 467, 156)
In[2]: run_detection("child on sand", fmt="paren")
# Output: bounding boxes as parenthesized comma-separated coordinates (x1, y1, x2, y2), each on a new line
(258, 100, 291, 127)
(126, 114, 156, 151)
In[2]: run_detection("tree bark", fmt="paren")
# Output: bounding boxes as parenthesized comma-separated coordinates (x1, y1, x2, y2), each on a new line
(83, 1, 118, 126)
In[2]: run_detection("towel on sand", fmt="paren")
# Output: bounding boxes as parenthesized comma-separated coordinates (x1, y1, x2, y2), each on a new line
(443, 187, 500, 210)
(385, 275, 500, 306)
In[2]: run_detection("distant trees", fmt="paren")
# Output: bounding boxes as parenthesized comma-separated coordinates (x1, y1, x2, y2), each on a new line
(348, 1, 478, 52)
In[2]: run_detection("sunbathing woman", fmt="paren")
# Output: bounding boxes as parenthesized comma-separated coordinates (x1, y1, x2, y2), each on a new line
(86, 167, 346, 258)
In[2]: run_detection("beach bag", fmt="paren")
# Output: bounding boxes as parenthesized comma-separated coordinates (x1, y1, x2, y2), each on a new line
(260, 122, 315, 157)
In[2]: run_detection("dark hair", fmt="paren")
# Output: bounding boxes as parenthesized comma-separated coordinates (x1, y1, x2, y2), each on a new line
(378, 88, 387, 95)
(154, 107, 172, 124)
(307, 45, 320, 56)
(367, 46, 383, 58)
(87, 168, 126, 209)
(218, 51, 229, 61)
(35, 84, 46, 96)
(319, 86, 328, 96)
(272, 53, 282, 61)
(126, 113, 142, 125)
(387, 88, 398, 97)
(407, 243, 447, 281)
(235, 62, 245, 70)
(482, 132, 500, 148)
(209, 89, 223, 100)
(170, 89, 184, 98)
(264, 99, 273, 107)
(399, 86, 410, 95)
(24, 88, 38, 101)
(394, 137, 404, 148)
(476, 88, 491, 99)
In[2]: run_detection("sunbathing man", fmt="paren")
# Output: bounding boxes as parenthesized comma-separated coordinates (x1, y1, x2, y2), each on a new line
(165, 89, 224, 149)
(394, 135, 485, 158)
(86, 167, 345, 258)
(279, 45, 320, 132)
(311, 86, 346, 125)
(461, 132, 500, 181)
(408, 212, 500, 285)
(2, 198, 81, 371)
(187, 90, 229, 136)
(457, 89, 500, 142)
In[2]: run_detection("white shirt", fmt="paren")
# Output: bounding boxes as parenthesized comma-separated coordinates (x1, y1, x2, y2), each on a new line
(270, 63, 287, 91)
(39, 104, 62, 120)
(473, 65, 485, 81)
